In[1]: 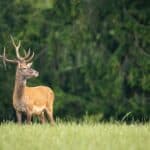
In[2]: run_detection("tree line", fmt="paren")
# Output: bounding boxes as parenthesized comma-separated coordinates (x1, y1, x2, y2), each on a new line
(0, 0, 149, 122)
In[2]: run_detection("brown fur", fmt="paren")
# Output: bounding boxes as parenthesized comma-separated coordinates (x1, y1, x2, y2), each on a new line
(13, 67, 55, 125)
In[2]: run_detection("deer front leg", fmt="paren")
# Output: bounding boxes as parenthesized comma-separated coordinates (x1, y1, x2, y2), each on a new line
(16, 111, 22, 124)
(26, 112, 32, 124)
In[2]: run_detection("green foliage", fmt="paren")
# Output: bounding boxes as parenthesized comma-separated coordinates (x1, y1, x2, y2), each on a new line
(0, 0, 149, 122)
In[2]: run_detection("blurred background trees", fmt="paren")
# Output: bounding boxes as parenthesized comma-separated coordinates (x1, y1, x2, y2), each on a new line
(0, 0, 149, 122)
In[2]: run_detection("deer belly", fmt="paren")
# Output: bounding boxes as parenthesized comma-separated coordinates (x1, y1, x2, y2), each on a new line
(32, 106, 45, 115)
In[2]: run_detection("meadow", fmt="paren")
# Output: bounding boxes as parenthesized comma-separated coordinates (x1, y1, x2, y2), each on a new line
(0, 122, 150, 150)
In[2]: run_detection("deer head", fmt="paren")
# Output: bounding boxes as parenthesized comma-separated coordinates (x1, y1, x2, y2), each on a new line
(0, 36, 39, 79)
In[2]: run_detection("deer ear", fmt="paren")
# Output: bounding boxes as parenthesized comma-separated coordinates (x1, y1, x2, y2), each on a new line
(27, 62, 33, 68)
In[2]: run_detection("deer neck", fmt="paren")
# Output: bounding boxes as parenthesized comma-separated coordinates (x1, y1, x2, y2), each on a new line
(13, 68, 26, 101)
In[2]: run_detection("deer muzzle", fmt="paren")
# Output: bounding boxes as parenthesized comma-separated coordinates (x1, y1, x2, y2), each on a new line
(33, 70, 39, 77)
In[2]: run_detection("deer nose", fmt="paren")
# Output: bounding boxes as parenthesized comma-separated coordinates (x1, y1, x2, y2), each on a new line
(34, 70, 39, 77)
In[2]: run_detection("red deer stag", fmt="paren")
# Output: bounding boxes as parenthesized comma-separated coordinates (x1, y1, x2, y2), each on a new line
(0, 37, 55, 125)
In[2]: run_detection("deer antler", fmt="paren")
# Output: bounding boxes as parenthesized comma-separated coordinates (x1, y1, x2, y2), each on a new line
(0, 47, 6, 68)
(23, 48, 35, 62)
(25, 51, 34, 62)
(0, 47, 18, 68)
(23, 48, 31, 59)
(10, 36, 22, 60)
(0, 36, 35, 68)
(10, 36, 35, 62)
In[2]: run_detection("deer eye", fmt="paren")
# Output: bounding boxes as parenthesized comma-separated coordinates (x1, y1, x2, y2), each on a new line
(21, 68, 27, 71)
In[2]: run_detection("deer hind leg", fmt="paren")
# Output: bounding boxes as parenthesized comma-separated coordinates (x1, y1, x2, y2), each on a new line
(39, 112, 46, 124)
(46, 108, 54, 125)
(16, 111, 22, 124)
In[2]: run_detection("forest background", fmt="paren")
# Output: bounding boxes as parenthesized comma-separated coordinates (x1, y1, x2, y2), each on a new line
(0, 0, 149, 122)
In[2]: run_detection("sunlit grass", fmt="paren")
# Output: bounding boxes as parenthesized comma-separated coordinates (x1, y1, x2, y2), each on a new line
(0, 122, 150, 150)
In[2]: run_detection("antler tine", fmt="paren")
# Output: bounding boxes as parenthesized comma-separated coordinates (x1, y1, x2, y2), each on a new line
(26, 51, 35, 62)
(3, 47, 18, 63)
(0, 48, 6, 68)
(0, 47, 18, 68)
(10, 36, 22, 60)
(0, 47, 6, 59)
(3, 47, 7, 68)
(23, 48, 31, 59)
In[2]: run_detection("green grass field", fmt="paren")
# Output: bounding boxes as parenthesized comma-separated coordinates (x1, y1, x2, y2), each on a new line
(0, 122, 150, 150)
